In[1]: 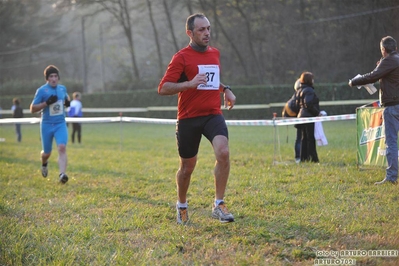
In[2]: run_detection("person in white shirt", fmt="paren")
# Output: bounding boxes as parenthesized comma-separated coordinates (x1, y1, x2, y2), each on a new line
(68, 92, 83, 144)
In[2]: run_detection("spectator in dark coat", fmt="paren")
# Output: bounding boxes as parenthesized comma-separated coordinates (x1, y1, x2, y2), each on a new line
(296, 72, 320, 163)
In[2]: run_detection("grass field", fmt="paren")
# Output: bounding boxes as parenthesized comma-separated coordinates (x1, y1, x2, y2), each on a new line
(0, 120, 398, 265)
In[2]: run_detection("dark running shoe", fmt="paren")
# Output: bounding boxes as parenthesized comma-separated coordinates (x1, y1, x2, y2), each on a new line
(41, 164, 48, 177)
(59, 173, 68, 184)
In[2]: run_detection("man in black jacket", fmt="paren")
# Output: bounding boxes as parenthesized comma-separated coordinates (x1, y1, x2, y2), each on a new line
(349, 36, 399, 185)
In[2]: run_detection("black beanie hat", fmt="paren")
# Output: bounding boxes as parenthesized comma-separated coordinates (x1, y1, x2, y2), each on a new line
(44, 65, 60, 80)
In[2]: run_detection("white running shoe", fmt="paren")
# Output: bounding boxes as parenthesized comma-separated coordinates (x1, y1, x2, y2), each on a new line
(176, 204, 189, 225)
(212, 202, 234, 223)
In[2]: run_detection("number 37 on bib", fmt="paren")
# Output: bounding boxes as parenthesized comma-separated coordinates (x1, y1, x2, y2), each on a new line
(197, 65, 220, 90)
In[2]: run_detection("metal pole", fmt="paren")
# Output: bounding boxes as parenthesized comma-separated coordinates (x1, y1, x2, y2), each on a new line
(100, 24, 106, 92)
(119, 112, 123, 151)
(81, 16, 88, 93)
(273, 113, 277, 165)
(273, 112, 282, 165)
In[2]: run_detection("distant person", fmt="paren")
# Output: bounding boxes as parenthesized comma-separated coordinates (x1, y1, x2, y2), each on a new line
(30, 65, 70, 184)
(282, 79, 301, 163)
(349, 36, 399, 185)
(68, 92, 83, 144)
(158, 13, 236, 224)
(296, 72, 320, 163)
(11, 98, 23, 142)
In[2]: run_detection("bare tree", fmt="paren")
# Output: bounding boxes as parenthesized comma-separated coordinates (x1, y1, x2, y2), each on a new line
(0, 0, 67, 82)
(232, 0, 264, 83)
(185, 0, 194, 15)
(162, 0, 180, 52)
(78, 0, 140, 81)
(146, 0, 163, 78)
(198, 0, 249, 80)
(2, 0, 399, 90)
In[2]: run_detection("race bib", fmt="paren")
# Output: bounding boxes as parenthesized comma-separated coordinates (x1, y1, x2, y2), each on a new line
(197, 65, 220, 90)
(49, 100, 64, 116)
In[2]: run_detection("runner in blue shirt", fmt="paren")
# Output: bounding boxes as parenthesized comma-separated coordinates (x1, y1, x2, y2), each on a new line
(30, 65, 70, 184)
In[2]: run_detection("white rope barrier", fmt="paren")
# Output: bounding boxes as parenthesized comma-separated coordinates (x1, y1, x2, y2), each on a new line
(0, 99, 374, 115)
(0, 114, 356, 126)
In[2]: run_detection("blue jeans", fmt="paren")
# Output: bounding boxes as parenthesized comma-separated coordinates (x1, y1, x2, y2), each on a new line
(15, 124, 21, 142)
(383, 105, 399, 181)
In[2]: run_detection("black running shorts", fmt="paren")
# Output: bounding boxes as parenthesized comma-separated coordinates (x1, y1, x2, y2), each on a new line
(176, 114, 228, 158)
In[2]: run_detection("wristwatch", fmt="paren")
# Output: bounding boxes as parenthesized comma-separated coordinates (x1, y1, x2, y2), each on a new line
(223, 86, 232, 92)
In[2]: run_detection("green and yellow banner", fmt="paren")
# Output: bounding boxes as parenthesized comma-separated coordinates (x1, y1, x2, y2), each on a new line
(356, 107, 386, 167)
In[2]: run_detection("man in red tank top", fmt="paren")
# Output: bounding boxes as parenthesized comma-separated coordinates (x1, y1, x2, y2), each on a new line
(158, 13, 236, 224)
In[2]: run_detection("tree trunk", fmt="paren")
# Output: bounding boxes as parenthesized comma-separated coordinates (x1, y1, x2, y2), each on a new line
(146, 0, 164, 78)
(233, 0, 264, 83)
(121, 0, 140, 81)
(199, 0, 249, 79)
(163, 0, 180, 52)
